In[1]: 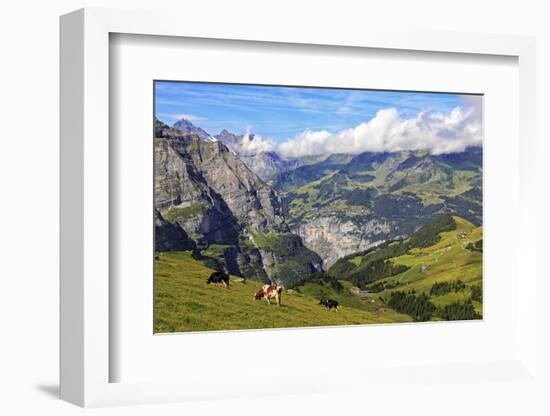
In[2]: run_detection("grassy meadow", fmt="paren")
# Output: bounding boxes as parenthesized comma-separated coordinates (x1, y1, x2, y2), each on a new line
(154, 251, 411, 333)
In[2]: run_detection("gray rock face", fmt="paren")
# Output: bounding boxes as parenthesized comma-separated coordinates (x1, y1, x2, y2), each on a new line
(292, 216, 397, 268)
(155, 135, 287, 239)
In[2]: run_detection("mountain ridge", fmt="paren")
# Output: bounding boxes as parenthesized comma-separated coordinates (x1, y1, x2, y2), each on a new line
(172, 117, 216, 141)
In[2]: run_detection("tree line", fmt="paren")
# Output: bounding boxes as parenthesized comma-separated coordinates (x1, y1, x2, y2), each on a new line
(387, 291, 436, 322)
(440, 299, 481, 321)
(388, 287, 482, 322)
(429, 280, 466, 296)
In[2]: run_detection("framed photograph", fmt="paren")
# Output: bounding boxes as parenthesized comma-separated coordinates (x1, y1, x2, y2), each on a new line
(60, 8, 538, 407)
(153, 80, 483, 333)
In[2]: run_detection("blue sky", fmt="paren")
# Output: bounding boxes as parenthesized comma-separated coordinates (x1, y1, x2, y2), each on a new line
(154, 81, 472, 142)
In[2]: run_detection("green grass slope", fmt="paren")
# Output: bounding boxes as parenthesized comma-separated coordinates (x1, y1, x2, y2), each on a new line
(368, 216, 483, 316)
(294, 278, 411, 323)
(155, 251, 410, 333)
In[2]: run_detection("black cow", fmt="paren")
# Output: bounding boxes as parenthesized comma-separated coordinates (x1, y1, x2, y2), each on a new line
(320, 299, 339, 310)
(206, 271, 230, 288)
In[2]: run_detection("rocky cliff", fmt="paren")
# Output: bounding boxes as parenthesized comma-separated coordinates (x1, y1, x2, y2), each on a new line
(154, 120, 322, 286)
(292, 216, 395, 267)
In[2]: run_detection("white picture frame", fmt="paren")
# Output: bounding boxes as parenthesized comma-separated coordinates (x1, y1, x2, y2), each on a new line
(60, 7, 538, 408)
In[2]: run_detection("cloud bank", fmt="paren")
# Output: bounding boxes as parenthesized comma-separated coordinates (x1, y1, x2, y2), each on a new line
(239, 102, 482, 159)
(237, 128, 276, 155)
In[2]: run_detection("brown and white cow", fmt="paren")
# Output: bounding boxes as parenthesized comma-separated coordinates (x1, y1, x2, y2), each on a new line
(254, 284, 283, 306)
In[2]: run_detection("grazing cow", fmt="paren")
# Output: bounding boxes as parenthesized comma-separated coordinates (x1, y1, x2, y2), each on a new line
(206, 271, 230, 288)
(254, 284, 283, 306)
(319, 299, 339, 310)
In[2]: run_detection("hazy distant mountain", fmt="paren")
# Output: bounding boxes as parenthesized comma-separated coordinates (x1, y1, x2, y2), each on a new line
(239, 151, 302, 183)
(214, 129, 242, 153)
(214, 129, 302, 182)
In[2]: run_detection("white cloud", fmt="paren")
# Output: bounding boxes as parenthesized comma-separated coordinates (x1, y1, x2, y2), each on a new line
(238, 128, 276, 155)
(275, 102, 482, 158)
(276, 130, 332, 158)
(162, 113, 208, 122)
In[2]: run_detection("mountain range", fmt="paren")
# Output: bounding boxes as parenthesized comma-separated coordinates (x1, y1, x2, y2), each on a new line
(155, 117, 482, 285)
(277, 146, 482, 266)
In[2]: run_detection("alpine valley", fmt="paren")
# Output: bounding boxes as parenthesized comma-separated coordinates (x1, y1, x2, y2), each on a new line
(154, 117, 483, 329)
(156, 118, 482, 268)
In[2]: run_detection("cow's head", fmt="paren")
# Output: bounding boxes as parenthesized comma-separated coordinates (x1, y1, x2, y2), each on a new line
(254, 290, 264, 301)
